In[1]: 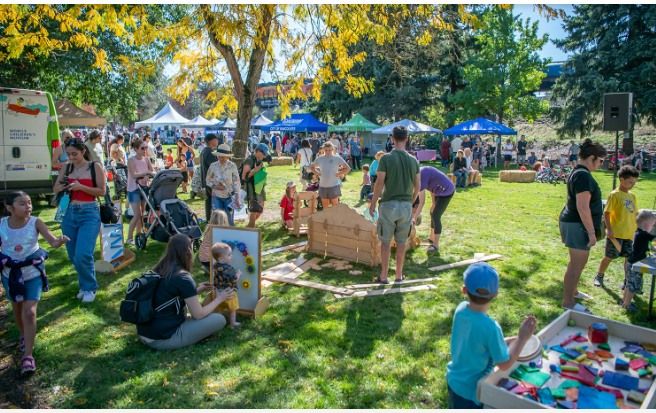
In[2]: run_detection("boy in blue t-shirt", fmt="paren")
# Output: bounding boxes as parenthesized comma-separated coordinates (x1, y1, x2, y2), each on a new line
(446, 263, 537, 408)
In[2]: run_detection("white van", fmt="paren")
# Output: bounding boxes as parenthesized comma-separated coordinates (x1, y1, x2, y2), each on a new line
(0, 87, 60, 198)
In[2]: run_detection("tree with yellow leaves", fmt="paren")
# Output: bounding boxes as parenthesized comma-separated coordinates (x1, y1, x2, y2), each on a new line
(0, 4, 471, 159)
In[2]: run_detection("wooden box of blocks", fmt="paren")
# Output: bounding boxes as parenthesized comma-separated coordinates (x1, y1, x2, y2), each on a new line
(478, 310, 656, 409)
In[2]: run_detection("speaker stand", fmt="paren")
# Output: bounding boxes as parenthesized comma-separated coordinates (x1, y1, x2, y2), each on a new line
(612, 130, 619, 190)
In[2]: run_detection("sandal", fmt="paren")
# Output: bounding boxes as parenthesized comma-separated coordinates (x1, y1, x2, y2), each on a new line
(394, 275, 406, 283)
(427, 245, 438, 253)
(374, 277, 389, 285)
(21, 355, 36, 375)
(565, 303, 591, 314)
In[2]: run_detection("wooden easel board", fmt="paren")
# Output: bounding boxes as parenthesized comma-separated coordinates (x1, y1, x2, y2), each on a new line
(210, 226, 262, 314)
(96, 223, 135, 273)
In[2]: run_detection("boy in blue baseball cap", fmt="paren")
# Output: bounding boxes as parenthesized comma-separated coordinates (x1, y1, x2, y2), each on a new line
(446, 262, 537, 408)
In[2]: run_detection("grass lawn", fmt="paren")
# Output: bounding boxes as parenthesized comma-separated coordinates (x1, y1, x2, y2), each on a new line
(2, 161, 656, 408)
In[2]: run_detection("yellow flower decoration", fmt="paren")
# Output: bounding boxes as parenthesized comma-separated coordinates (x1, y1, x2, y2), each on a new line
(242, 280, 250, 289)
(245, 256, 254, 265)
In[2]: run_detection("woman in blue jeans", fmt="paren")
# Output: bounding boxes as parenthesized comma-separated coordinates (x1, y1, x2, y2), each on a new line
(53, 138, 105, 303)
(452, 149, 468, 188)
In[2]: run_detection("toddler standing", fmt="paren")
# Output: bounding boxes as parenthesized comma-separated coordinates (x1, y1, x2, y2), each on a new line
(0, 192, 68, 374)
(212, 242, 241, 328)
(360, 164, 372, 201)
(280, 181, 296, 229)
(623, 210, 656, 312)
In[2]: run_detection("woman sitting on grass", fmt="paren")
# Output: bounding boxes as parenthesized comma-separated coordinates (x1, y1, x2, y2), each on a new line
(137, 234, 235, 350)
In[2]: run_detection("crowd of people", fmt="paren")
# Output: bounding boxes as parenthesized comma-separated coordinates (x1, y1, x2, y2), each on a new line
(1, 121, 655, 413)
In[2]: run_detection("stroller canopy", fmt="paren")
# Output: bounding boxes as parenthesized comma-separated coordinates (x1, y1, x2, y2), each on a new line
(149, 169, 184, 207)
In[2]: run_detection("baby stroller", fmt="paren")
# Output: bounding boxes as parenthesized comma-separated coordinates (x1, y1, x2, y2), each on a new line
(134, 169, 203, 251)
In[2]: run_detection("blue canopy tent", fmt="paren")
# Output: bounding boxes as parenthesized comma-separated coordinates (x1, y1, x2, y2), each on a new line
(443, 117, 517, 136)
(263, 113, 330, 133)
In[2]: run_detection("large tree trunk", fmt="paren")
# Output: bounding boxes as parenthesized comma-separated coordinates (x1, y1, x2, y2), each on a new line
(233, 92, 254, 165)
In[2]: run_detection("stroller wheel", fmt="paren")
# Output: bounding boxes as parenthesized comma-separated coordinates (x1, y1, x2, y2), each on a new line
(135, 233, 147, 250)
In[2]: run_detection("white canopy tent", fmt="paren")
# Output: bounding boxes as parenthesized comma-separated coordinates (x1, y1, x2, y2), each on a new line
(183, 115, 215, 128)
(218, 118, 237, 129)
(134, 103, 190, 128)
(372, 119, 441, 135)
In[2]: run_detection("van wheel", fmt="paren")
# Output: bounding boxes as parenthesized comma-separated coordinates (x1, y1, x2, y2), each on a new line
(135, 233, 147, 250)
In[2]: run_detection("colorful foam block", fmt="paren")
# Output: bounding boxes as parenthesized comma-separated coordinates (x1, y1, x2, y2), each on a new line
(550, 364, 561, 374)
(597, 342, 611, 351)
(575, 354, 587, 362)
(630, 358, 648, 370)
(560, 379, 580, 389)
(557, 400, 576, 409)
(601, 371, 639, 391)
(628, 390, 646, 404)
(621, 344, 643, 353)
(562, 365, 579, 372)
(638, 368, 649, 377)
(537, 388, 556, 407)
(497, 377, 518, 391)
(577, 385, 619, 409)
(615, 358, 629, 371)
(641, 342, 656, 352)
(552, 388, 566, 399)
(595, 349, 614, 359)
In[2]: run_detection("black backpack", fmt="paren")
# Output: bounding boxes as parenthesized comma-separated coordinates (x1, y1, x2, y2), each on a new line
(238, 155, 256, 186)
(119, 271, 161, 324)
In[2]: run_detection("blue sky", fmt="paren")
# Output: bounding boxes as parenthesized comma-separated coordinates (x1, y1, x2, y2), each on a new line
(515, 4, 573, 62)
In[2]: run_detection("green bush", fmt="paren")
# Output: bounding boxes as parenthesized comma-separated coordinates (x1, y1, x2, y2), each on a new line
(424, 135, 441, 150)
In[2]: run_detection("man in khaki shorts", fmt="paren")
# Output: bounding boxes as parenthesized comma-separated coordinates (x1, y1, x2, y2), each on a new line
(369, 126, 420, 283)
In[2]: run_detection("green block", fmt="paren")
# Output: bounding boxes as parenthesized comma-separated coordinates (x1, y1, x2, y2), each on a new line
(559, 379, 580, 389)
(552, 388, 566, 399)
(625, 352, 640, 360)
(647, 356, 656, 365)
(598, 343, 611, 351)
(638, 368, 649, 377)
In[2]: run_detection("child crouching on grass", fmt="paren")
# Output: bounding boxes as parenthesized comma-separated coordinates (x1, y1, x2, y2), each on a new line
(280, 181, 296, 230)
(0, 191, 69, 374)
(447, 262, 537, 408)
(198, 210, 230, 273)
(212, 242, 241, 328)
(623, 209, 656, 312)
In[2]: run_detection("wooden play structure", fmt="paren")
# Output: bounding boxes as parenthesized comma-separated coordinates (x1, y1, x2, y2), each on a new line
(499, 170, 537, 183)
(307, 203, 381, 266)
(290, 191, 318, 236)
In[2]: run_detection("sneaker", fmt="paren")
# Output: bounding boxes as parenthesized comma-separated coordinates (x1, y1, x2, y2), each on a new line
(81, 291, 96, 303)
(593, 274, 604, 288)
(618, 299, 638, 313)
(76, 290, 84, 300)
(20, 355, 36, 375)
(126, 239, 135, 246)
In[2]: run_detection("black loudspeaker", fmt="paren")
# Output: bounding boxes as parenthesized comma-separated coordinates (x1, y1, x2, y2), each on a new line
(603, 93, 633, 131)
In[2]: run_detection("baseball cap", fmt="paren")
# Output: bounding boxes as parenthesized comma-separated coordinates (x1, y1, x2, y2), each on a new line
(286, 181, 296, 188)
(255, 143, 269, 155)
(463, 262, 499, 299)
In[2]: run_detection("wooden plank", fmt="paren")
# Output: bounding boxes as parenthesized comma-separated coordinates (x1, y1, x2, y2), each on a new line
(308, 244, 375, 266)
(427, 254, 502, 272)
(309, 225, 374, 241)
(334, 284, 436, 299)
(262, 241, 308, 256)
(316, 233, 374, 252)
(348, 277, 441, 289)
(346, 254, 503, 289)
(262, 274, 354, 295)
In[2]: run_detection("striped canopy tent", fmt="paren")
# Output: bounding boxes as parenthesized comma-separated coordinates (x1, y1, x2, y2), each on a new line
(329, 113, 380, 132)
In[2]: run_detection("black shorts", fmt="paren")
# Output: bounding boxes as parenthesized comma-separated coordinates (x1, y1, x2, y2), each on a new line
(605, 238, 633, 259)
(569, 154, 578, 162)
(503, 155, 512, 162)
(181, 171, 189, 182)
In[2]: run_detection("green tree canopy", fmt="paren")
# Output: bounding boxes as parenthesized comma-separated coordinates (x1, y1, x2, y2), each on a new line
(450, 5, 549, 125)
(551, 5, 656, 138)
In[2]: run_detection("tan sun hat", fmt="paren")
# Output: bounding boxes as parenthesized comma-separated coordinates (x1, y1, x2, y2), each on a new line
(215, 143, 233, 157)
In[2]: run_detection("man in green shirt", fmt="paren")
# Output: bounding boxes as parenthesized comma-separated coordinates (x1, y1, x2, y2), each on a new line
(369, 126, 420, 283)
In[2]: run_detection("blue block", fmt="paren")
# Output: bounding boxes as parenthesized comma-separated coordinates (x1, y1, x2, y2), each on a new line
(615, 358, 629, 371)
(577, 385, 619, 409)
(602, 371, 639, 391)
(557, 400, 576, 409)
(620, 344, 644, 354)
(550, 364, 561, 374)
(564, 348, 582, 359)
(537, 388, 556, 407)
